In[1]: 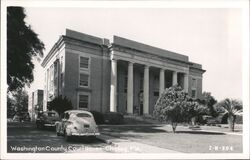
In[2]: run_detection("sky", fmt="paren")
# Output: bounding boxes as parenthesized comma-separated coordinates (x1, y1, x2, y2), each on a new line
(24, 7, 242, 101)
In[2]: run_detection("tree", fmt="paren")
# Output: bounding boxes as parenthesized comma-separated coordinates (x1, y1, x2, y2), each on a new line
(12, 89, 29, 114)
(201, 92, 218, 117)
(47, 96, 73, 116)
(7, 95, 16, 118)
(153, 85, 199, 133)
(7, 7, 44, 92)
(215, 98, 242, 132)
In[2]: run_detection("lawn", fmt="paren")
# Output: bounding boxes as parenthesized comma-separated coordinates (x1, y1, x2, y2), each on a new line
(99, 125, 242, 153)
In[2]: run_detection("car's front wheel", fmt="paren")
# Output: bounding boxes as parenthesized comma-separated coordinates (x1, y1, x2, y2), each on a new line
(36, 123, 43, 130)
(56, 131, 60, 136)
(64, 130, 71, 141)
(55, 125, 61, 136)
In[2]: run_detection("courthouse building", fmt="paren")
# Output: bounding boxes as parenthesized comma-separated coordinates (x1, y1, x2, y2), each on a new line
(41, 29, 205, 115)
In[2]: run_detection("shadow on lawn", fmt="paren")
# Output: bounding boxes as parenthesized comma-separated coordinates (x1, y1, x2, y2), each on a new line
(100, 125, 168, 133)
(176, 131, 225, 135)
(99, 125, 173, 139)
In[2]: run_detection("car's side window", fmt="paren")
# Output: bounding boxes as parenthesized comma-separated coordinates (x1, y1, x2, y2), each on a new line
(61, 113, 65, 120)
(65, 113, 70, 119)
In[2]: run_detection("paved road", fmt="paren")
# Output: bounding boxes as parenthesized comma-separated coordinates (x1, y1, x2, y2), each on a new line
(7, 122, 109, 153)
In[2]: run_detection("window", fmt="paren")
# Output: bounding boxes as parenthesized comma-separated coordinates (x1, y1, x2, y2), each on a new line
(192, 90, 196, 98)
(50, 65, 54, 93)
(65, 113, 70, 119)
(191, 78, 197, 88)
(79, 56, 90, 88)
(79, 95, 89, 109)
(48, 112, 56, 117)
(80, 57, 89, 69)
(154, 91, 159, 96)
(140, 74, 143, 91)
(76, 113, 91, 118)
(60, 56, 63, 73)
(79, 73, 89, 87)
(60, 73, 63, 88)
(124, 75, 128, 93)
(154, 75, 159, 92)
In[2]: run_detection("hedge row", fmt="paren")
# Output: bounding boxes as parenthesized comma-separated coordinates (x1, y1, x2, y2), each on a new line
(90, 110, 124, 125)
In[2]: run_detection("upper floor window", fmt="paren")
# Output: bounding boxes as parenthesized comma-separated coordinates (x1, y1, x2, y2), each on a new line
(80, 57, 89, 69)
(79, 73, 89, 87)
(191, 78, 197, 89)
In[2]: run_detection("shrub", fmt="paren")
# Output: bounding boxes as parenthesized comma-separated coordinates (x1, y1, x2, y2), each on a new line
(90, 110, 105, 124)
(104, 112, 124, 124)
(47, 96, 73, 116)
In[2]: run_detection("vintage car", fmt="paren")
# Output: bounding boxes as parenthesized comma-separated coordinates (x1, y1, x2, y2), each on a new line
(13, 112, 31, 122)
(55, 110, 100, 141)
(36, 110, 60, 129)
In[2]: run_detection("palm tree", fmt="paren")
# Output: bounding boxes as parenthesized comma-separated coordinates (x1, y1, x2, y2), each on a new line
(215, 99, 242, 131)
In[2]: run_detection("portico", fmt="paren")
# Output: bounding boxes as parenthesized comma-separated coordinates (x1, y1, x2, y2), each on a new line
(110, 49, 190, 115)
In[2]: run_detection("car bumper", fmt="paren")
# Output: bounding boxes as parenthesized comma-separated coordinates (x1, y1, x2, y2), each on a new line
(71, 132, 100, 136)
(44, 123, 56, 127)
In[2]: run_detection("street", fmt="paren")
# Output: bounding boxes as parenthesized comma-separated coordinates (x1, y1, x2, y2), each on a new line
(7, 122, 109, 153)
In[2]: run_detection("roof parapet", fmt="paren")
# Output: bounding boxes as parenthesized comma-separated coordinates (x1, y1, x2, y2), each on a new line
(112, 36, 189, 62)
(66, 29, 110, 46)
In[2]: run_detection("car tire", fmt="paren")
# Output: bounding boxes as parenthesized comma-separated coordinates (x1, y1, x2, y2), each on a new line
(40, 123, 44, 130)
(37, 123, 42, 129)
(64, 130, 71, 141)
(56, 129, 61, 136)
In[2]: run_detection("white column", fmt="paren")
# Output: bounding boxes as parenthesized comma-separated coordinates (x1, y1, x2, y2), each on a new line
(184, 73, 189, 92)
(127, 62, 133, 114)
(143, 65, 149, 114)
(110, 59, 117, 112)
(172, 71, 178, 86)
(159, 69, 165, 94)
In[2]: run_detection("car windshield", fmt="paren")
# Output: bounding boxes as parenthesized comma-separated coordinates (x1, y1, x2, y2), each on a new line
(48, 112, 56, 117)
(76, 113, 91, 118)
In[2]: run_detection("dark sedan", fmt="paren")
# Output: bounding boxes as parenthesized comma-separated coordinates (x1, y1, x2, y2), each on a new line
(36, 110, 60, 129)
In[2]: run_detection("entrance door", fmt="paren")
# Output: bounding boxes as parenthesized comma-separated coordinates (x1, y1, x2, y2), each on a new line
(139, 91, 143, 115)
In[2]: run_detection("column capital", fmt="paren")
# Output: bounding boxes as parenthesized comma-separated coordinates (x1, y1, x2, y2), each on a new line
(144, 65, 150, 69)
(128, 61, 134, 66)
(173, 70, 178, 73)
(160, 68, 165, 72)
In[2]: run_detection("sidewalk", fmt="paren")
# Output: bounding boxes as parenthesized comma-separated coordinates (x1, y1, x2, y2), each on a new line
(97, 134, 180, 153)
